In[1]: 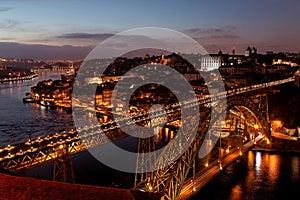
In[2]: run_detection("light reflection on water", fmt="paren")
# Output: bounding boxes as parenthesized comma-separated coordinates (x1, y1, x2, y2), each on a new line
(255, 151, 261, 171)
(290, 156, 299, 182)
(192, 151, 300, 200)
(229, 184, 242, 200)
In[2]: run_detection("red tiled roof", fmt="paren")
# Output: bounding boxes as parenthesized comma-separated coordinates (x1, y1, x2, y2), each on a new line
(0, 173, 162, 200)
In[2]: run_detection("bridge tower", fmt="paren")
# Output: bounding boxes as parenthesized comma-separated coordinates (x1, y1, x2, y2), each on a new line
(250, 93, 270, 124)
(53, 143, 75, 183)
(134, 131, 156, 190)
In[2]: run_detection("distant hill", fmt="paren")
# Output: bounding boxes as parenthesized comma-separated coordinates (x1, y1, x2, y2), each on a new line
(0, 42, 93, 60)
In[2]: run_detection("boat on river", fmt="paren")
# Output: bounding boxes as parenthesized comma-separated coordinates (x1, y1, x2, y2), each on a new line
(22, 97, 35, 103)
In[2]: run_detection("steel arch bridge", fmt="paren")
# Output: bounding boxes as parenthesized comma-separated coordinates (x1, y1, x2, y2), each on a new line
(0, 77, 294, 199)
(134, 93, 271, 200)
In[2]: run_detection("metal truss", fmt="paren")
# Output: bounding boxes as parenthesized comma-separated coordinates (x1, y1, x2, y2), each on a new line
(0, 78, 289, 187)
(134, 94, 271, 200)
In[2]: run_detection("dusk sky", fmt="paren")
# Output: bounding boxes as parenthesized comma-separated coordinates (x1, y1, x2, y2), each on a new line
(1, 0, 300, 59)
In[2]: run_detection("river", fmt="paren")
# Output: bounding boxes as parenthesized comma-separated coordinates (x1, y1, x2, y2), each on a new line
(190, 150, 300, 200)
(0, 71, 75, 145)
(0, 73, 299, 199)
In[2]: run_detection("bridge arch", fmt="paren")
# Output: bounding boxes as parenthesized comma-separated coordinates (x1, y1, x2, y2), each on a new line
(138, 94, 271, 200)
(197, 95, 271, 169)
(212, 95, 271, 138)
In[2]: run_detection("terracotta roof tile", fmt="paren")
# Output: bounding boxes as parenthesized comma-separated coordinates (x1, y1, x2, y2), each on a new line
(0, 173, 162, 200)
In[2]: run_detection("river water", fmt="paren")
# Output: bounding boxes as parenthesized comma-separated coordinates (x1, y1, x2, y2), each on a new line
(1, 73, 299, 199)
(190, 150, 300, 200)
(0, 71, 75, 145)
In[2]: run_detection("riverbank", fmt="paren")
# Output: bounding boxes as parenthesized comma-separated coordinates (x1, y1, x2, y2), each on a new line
(23, 99, 72, 113)
(252, 136, 300, 155)
(0, 73, 38, 83)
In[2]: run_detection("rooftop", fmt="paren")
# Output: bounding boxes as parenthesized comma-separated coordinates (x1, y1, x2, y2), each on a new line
(0, 173, 162, 200)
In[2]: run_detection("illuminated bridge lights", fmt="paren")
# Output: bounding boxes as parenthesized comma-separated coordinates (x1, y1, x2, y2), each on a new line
(0, 77, 292, 193)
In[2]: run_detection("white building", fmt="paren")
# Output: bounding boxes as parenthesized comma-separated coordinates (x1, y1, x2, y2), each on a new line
(200, 55, 222, 71)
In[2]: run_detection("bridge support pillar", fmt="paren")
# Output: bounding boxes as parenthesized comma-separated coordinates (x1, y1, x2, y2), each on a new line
(252, 93, 270, 123)
(53, 144, 75, 183)
(134, 135, 156, 190)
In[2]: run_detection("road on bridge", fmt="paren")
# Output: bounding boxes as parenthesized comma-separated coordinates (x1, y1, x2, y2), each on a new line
(178, 134, 264, 200)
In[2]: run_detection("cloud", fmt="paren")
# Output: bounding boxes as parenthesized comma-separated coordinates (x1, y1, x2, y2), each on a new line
(185, 26, 236, 35)
(0, 7, 13, 12)
(0, 19, 18, 29)
(0, 37, 14, 41)
(182, 26, 241, 53)
(57, 33, 114, 40)
(196, 34, 240, 40)
(184, 25, 240, 40)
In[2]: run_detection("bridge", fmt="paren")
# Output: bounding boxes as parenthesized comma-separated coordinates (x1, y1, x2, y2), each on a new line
(0, 76, 295, 199)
